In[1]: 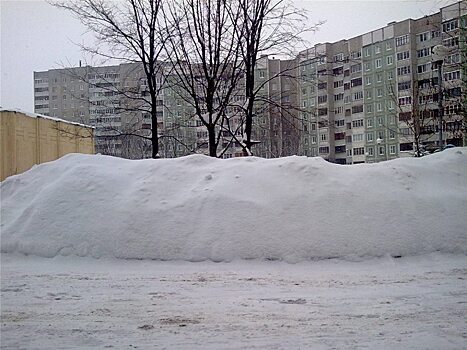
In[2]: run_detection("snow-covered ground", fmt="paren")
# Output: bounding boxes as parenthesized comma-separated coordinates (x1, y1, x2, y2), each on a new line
(1, 149, 467, 348)
(2, 253, 466, 349)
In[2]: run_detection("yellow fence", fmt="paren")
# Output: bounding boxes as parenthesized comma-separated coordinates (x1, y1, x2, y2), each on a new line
(0, 110, 94, 181)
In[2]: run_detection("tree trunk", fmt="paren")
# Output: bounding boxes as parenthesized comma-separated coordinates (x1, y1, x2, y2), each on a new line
(151, 101, 159, 159)
(207, 124, 217, 157)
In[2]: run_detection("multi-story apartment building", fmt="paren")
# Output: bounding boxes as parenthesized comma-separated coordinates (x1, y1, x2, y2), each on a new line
(251, 56, 300, 158)
(34, 63, 152, 158)
(33, 56, 294, 159)
(297, 1, 465, 164)
(34, 2, 465, 162)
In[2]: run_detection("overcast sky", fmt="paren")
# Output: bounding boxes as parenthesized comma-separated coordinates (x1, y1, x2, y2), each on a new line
(0, 0, 459, 111)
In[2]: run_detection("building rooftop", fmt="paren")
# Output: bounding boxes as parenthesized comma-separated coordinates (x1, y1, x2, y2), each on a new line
(0, 107, 94, 129)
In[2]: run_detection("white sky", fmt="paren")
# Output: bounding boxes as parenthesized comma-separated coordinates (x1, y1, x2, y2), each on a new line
(0, 0, 459, 111)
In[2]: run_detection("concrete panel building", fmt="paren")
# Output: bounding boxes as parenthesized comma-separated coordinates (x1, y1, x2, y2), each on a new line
(297, 1, 465, 163)
(33, 1, 465, 162)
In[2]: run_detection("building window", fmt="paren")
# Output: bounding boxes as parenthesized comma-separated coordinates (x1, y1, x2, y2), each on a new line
(311, 136, 317, 144)
(397, 51, 410, 61)
(334, 80, 343, 88)
(352, 119, 364, 128)
(366, 90, 372, 99)
(386, 56, 393, 65)
(376, 102, 382, 112)
(397, 66, 411, 76)
(390, 145, 397, 154)
(367, 147, 374, 156)
(352, 105, 364, 114)
(444, 53, 460, 64)
(354, 91, 363, 101)
(417, 47, 431, 58)
(398, 96, 412, 105)
(366, 132, 374, 142)
(389, 130, 395, 139)
(365, 62, 371, 71)
(395, 34, 409, 47)
(320, 133, 327, 141)
(334, 93, 344, 101)
(387, 71, 394, 80)
(443, 37, 459, 48)
(351, 78, 362, 87)
(442, 19, 458, 32)
(350, 51, 362, 59)
(398, 80, 411, 91)
(335, 145, 346, 153)
(379, 146, 385, 156)
(318, 108, 328, 116)
(417, 63, 431, 74)
(375, 45, 381, 54)
(375, 58, 382, 68)
(364, 47, 371, 57)
(335, 119, 345, 127)
(386, 42, 392, 50)
(353, 147, 365, 156)
(334, 53, 344, 62)
(318, 95, 328, 104)
(444, 70, 460, 81)
(259, 70, 265, 78)
(352, 133, 363, 142)
(367, 118, 373, 127)
(419, 32, 429, 42)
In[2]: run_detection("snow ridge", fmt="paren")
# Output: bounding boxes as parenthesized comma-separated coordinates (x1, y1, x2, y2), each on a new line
(1, 149, 466, 262)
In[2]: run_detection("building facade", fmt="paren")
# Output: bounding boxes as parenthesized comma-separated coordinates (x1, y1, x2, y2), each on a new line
(296, 1, 465, 164)
(34, 2, 465, 162)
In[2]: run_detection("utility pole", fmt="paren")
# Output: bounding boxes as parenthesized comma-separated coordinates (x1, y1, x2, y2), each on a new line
(432, 45, 450, 151)
(437, 61, 443, 150)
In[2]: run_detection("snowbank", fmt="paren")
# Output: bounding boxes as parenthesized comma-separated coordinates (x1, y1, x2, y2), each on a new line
(1, 149, 466, 262)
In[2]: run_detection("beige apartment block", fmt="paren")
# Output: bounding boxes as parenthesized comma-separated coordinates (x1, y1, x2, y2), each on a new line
(0, 109, 94, 181)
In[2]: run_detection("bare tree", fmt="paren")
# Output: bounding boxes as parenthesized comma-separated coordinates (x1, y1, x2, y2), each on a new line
(162, 0, 245, 157)
(231, 0, 319, 155)
(51, 0, 166, 158)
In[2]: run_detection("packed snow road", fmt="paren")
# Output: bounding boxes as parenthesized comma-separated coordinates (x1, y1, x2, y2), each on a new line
(1, 253, 466, 349)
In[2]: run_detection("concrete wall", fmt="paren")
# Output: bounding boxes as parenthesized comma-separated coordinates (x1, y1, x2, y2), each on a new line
(0, 110, 94, 181)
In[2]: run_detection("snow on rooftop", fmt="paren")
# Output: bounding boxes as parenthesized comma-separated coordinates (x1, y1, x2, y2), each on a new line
(0, 107, 94, 129)
(1, 149, 466, 262)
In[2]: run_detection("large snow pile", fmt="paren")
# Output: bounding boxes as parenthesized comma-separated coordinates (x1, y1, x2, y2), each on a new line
(1, 149, 466, 262)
